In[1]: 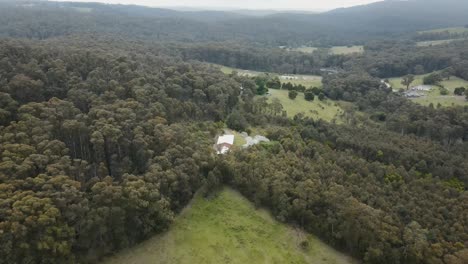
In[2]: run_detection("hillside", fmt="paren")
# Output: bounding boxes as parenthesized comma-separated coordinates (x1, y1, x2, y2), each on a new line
(102, 188, 356, 264)
(2, 0, 468, 45)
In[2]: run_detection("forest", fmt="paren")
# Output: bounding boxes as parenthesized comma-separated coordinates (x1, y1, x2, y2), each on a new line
(0, 1, 467, 264)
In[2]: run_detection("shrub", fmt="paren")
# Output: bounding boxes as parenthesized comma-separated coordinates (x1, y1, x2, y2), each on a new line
(288, 90, 298, 100)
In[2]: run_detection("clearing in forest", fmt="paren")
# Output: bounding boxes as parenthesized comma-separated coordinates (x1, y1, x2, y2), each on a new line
(287, 45, 364, 55)
(416, 39, 461, 47)
(266, 89, 344, 122)
(388, 74, 468, 107)
(102, 188, 356, 264)
(329, 46, 364, 55)
(219, 65, 323, 88)
(418, 27, 468, 34)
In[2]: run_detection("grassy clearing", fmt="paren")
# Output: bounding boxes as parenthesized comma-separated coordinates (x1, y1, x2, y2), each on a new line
(267, 89, 344, 122)
(416, 39, 459, 47)
(219, 65, 262, 77)
(418, 27, 468, 34)
(287, 46, 364, 55)
(329, 46, 364, 55)
(102, 188, 356, 264)
(388, 74, 468, 107)
(289, 46, 319, 53)
(218, 65, 323, 88)
(72, 7, 93, 13)
(224, 129, 247, 147)
(281, 75, 323, 88)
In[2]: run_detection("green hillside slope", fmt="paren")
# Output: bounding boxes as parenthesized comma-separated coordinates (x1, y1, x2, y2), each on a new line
(102, 188, 356, 264)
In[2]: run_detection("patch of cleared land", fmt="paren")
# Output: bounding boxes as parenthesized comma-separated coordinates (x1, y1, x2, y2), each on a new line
(281, 75, 323, 88)
(416, 39, 460, 47)
(219, 65, 263, 77)
(388, 74, 468, 107)
(418, 27, 468, 34)
(285, 46, 364, 55)
(219, 65, 323, 88)
(290, 46, 319, 53)
(102, 188, 356, 264)
(329, 46, 364, 55)
(72, 7, 93, 13)
(224, 129, 247, 147)
(267, 89, 344, 122)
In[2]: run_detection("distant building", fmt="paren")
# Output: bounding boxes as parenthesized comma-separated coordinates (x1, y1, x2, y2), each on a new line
(404, 91, 424, 98)
(411, 85, 432, 91)
(320, 68, 340, 74)
(216, 135, 234, 155)
(381, 80, 392, 89)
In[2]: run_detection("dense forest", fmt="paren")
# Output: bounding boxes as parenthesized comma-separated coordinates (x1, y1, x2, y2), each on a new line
(1, 0, 468, 46)
(0, 38, 254, 263)
(0, 1, 467, 264)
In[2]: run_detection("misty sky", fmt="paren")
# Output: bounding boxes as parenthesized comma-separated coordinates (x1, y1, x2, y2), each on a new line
(51, 0, 382, 10)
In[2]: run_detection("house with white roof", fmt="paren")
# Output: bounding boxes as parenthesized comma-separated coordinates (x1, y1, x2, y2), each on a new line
(216, 134, 234, 155)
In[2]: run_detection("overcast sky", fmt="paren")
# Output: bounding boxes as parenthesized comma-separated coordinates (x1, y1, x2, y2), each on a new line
(51, 0, 382, 11)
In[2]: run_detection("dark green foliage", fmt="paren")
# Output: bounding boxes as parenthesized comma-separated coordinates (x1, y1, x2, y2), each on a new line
(318, 92, 325, 101)
(423, 73, 443, 85)
(266, 77, 281, 89)
(0, 38, 245, 263)
(323, 73, 381, 101)
(453, 87, 466, 95)
(255, 77, 268, 95)
(219, 117, 468, 264)
(401, 74, 415, 90)
(226, 110, 248, 131)
(288, 90, 298, 100)
(311, 87, 322, 95)
(439, 86, 449, 95)
(282, 82, 307, 92)
(1, 2, 468, 264)
(304, 89, 315, 101)
(1, 0, 468, 46)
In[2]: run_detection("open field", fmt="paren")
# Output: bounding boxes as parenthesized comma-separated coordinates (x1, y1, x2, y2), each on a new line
(224, 129, 247, 147)
(286, 46, 364, 55)
(418, 27, 468, 34)
(72, 7, 93, 13)
(102, 188, 356, 264)
(329, 46, 364, 55)
(290, 46, 319, 53)
(219, 65, 263, 77)
(281, 75, 323, 88)
(267, 89, 344, 121)
(388, 74, 468, 107)
(416, 39, 460, 47)
(219, 65, 323, 88)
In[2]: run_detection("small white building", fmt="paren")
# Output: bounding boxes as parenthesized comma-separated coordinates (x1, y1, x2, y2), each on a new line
(216, 135, 235, 155)
(411, 85, 432, 91)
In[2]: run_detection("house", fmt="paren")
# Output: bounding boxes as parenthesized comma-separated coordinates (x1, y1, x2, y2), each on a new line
(411, 85, 432, 91)
(320, 68, 340, 75)
(216, 135, 234, 155)
(404, 91, 423, 98)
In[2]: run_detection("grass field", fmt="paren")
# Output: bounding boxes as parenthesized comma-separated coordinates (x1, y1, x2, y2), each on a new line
(329, 46, 364, 55)
(219, 65, 323, 88)
(388, 74, 468, 107)
(224, 129, 247, 147)
(290, 46, 319, 53)
(72, 7, 93, 13)
(219, 65, 263, 77)
(281, 75, 323, 88)
(416, 39, 459, 47)
(267, 89, 344, 122)
(418, 27, 468, 34)
(102, 188, 356, 264)
(288, 46, 364, 55)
